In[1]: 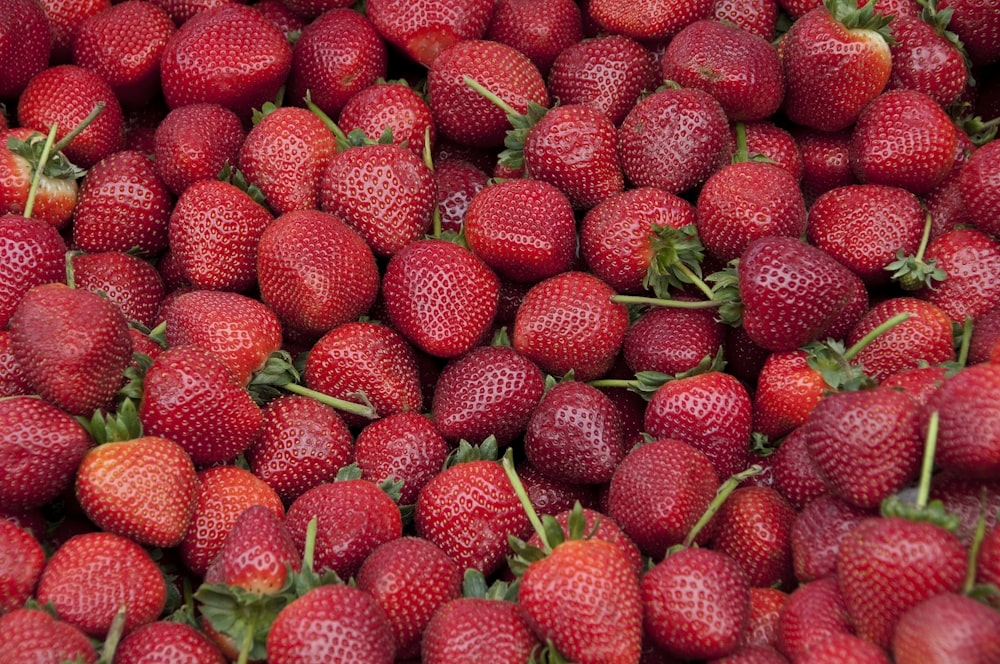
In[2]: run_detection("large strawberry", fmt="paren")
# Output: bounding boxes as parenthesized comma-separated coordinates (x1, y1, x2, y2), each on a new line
(0, 0, 51, 98)
(710, 486, 797, 589)
(0, 608, 97, 664)
(776, 577, 856, 660)
(366, 0, 495, 67)
(152, 103, 245, 196)
(354, 413, 450, 506)
(917, 227, 1000, 322)
(781, 0, 893, 131)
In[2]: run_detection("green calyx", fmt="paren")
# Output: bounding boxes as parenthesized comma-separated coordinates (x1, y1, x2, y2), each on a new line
(644, 224, 715, 301)
(886, 212, 947, 291)
(217, 162, 268, 208)
(589, 348, 726, 399)
(443, 436, 500, 469)
(706, 261, 744, 327)
(805, 312, 912, 392)
(76, 397, 143, 445)
(464, 76, 549, 173)
(247, 350, 377, 419)
(825, 0, 895, 43)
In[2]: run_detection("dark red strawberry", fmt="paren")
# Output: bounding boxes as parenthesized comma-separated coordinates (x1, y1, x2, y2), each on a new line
(625, 305, 725, 376)
(970, 304, 1000, 365)
(366, 0, 495, 67)
(793, 126, 858, 202)
(254, 0, 308, 33)
(0, 331, 29, 397)
(924, 363, 1000, 477)
(892, 591, 1000, 663)
(937, 0, 1000, 65)
(338, 82, 437, 158)
(959, 138, 1000, 238)
(886, 12, 968, 108)
(0, 519, 45, 614)
(796, 633, 891, 662)
(114, 621, 226, 664)
(159, 4, 292, 118)
(710, 0, 779, 39)
(354, 413, 449, 507)
(587, 0, 713, 41)
(711, 486, 797, 589)
(486, 0, 582, 75)
(422, 596, 540, 662)
(917, 228, 1000, 322)
(152, 103, 245, 196)
(0, 0, 51, 98)
(769, 426, 829, 510)
(790, 494, 872, 582)
(71, 251, 165, 329)
(776, 577, 855, 661)
(516, 462, 601, 518)
(0, 215, 67, 329)
(736, 121, 805, 182)
(0, 608, 97, 663)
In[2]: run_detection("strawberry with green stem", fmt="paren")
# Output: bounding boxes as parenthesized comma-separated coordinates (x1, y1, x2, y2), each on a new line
(886, 211, 948, 291)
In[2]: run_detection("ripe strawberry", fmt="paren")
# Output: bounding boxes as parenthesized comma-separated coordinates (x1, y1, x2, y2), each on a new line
(266, 584, 396, 663)
(0, 127, 82, 231)
(793, 126, 858, 201)
(711, 486, 797, 589)
(179, 465, 284, 576)
(152, 103, 245, 196)
(0, 331, 30, 398)
(917, 228, 1000, 322)
(642, 547, 751, 660)
(71, 251, 165, 328)
(139, 345, 264, 466)
(37, 0, 110, 64)
(0, 608, 97, 664)
(354, 413, 450, 506)
(607, 439, 720, 558)
(625, 305, 724, 376)
(0, 519, 45, 614)
(287, 8, 386, 115)
(513, 271, 629, 381)
(781, 0, 893, 131)
(937, 0, 1000, 65)
(743, 588, 788, 651)
(892, 591, 1000, 663)
(662, 20, 785, 122)
(0, 0, 51, 98)
(72, 1, 177, 109)
(796, 633, 891, 662)
(959, 138, 1000, 237)
(736, 121, 805, 181)
(769, 426, 829, 510)
(319, 142, 436, 258)
(463, 179, 577, 282)
(433, 156, 488, 233)
(159, 4, 292, 118)
(886, 13, 968, 108)
(776, 577, 855, 661)
(168, 179, 274, 293)
(37, 531, 166, 638)
(17, 65, 125, 169)
(790, 494, 872, 582)
(0, 215, 67, 329)
(925, 363, 1000, 477)
(711, 0, 779, 39)
(284, 478, 402, 580)
(588, 0, 713, 41)
(366, 0, 495, 67)
(970, 303, 1000, 365)
(486, 0, 583, 75)
(428, 39, 548, 148)
(357, 537, 463, 659)
(338, 82, 437, 157)
(837, 516, 967, 649)
(382, 239, 499, 358)
(618, 87, 731, 195)
(751, 350, 828, 441)
(114, 621, 227, 664)
(422, 596, 540, 662)
(204, 504, 301, 594)
(71, 150, 173, 256)
(645, 371, 754, 480)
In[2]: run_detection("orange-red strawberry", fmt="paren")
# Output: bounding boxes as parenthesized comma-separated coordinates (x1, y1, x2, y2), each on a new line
(114, 621, 226, 664)
(0, 215, 67, 329)
(0, 0, 51, 98)
(0, 608, 97, 664)
(588, 0, 713, 41)
(366, 0, 495, 67)
(152, 103, 245, 196)
(0, 519, 45, 614)
(354, 412, 450, 506)
(338, 82, 437, 157)
(486, 0, 582, 75)
(751, 350, 828, 441)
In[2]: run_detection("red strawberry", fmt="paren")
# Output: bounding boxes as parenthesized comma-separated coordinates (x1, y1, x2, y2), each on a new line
(433, 156, 488, 233)
(796, 634, 891, 662)
(71, 251, 166, 328)
(0, 0, 51, 98)
(625, 305, 725, 376)
(925, 363, 1000, 477)
(892, 591, 1000, 663)
(618, 87, 731, 195)
(486, 0, 583, 75)
(0, 519, 45, 614)
(254, 0, 308, 32)
(319, 142, 436, 258)
(366, 0, 495, 67)
(37, 0, 109, 64)
(357, 536, 463, 659)
(37, 531, 166, 638)
(642, 547, 751, 660)
(711, 486, 797, 589)
(75, 434, 198, 548)
(837, 516, 967, 649)
(880, 365, 951, 406)
(71, 150, 173, 257)
(519, 461, 601, 517)
(287, 8, 386, 115)
(736, 121, 805, 181)
(587, 0, 713, 41)
(422, 596, 540, 663)
(0, 215, 67, 329)
(751, 350, 827, 441)
(645, 371, 754, 480)
(776, 577, 855, 660)
(463, 179, 578, 282)
(266, 584, 396, 663)
(204, 504, 301, 594)
(781, 0, 893, 131)
(72, 1, 177, 109)
(284, 478, 402, 580)
(338, 82, 437, 157)
(17, 65, 125, 169)
(152, 103, 245, 197)
(794, 126, 858, 202)
(970, 304, 1000, 365)
(139, 345, 264, 466)
(256, 210, 379, 338)
(710, 0, 779, 39)
(114, 621, 226, 664)
(0, 331, 30, 398)
(0, 127, 83, 231)
(168, 179, 274, 293)
(179, 464, 284, 577)
(513, 271, 629, 381)
(769, 426, 829, 510)
(0, 608, 97, 664)
(959, 138, 1000, 237)
(743, 588, 788, 651)
(937, 0, 1000, 65)
(886, 13, 968, 108)
(354, 413, 450, 506)
(662, 20, 785, 122)
(790, 494, 872, 582)
(607, 439, 720, 558)
(382, 239, 499, 358)
(159, 4, 292, 118)
(247, 395, 353, 504)
(428, 39, 548, 148)
(917, 228, 1000, 322)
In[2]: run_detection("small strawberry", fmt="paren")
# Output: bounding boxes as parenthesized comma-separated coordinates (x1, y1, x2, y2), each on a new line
(0, 519, 45, 614)
(338, 82, 437, 157)
(917, 228, 1000, 322)
(0, 215, 67, 329)
(624, 304, 725, 376)
(587, 0, 713, 41)
(486, 0, 583, 75)
(354, 413, 451, 506)
(366, 0, 495, 67)
(924, 363, 1000, 477)
(776, 577, 855, 661)
(433, 156, 488, 233)
(71, 251, 166, 329)
(959, 138, 1000, 238)
(711, 486, 798, 589)
(203, 504, 301, 594)
(790, 494, 872, 582)
(892, 591, 1000, 663)
(114, 621, 226, 664)
(0, 0, 51, 99)
(0, 608, 97, 664)
(711, 0, 779, 39)
(422, 595, 540, 663)
(0, 127, 82, 231)
(751, 350, 828, 441)
(152, 103, 245, 197)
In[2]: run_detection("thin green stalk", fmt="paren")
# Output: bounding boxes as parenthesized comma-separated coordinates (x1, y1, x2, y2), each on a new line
(733, 122, 749, 163)
(611, 295, 723, 309)
(916, 412, 939, 510)
(464, 76, 519, 117)
(843, 312, 911, 361)
(22, 123, 58, 220)
(675, 263, 716, 300)
(280, 383, 376, 419)
(964, 488, 989, 594)
(236, 614, 255, 664)
(682, 465, 762, 549)
(501, 450, 550, 553)
(956, 317, 973, 369)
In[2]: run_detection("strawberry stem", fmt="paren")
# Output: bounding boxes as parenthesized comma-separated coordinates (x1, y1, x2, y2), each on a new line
(463, 76, 519, 117)
(236, 614, 255, 664)
(611, 295, 723, 309)
(500, 449, 551, 553)
(732, 122, 749, 163)
(955, 317, 973, 368)
(964, 489, 989, 594)
(681, 465, 763, 549)
(842, 312, 911, 361)
(280, 382, 377, 419)
(99, 605, 127, 663)
(52, 101, 105, 155)
(916, 411, 939, 510)
(22, 123, 58, 220)
(303, 91, 349, 148)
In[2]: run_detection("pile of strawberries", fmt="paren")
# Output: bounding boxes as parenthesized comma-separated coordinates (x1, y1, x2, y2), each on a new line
(2, 0, 1000, 661)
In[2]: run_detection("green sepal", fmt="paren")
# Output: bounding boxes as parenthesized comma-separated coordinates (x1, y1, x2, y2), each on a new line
(251, 101, 280, 126)
(460, 568, 519, 601)
(76, 397, 143, 444)
(217, 162, 268, 208)
(334, 463, 364, 481)
(497, 101, 548, 172)
(886, 248, 947, 291)
(246, 350, 301, 406)
(491, 326, 511, 347)
(443, 436, 500, 469)
(880, 495, 961, 532)
(750, 431, 778, 457)
(436, 227, 468, 248)
(707, 261, 743, 327)
(643, 224, 708, 300)
(804, 339, 876, 392)
(824, 0, 895, 44)
(194, 582, 291, 662)
(6, 132, 86, 181)
(530, 641, 570, 664)
(506, 534, 548, 578)
(966, 583, 1000, 607)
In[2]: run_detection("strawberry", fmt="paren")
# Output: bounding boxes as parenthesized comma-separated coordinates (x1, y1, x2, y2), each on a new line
(645, 371, 754, 480)
(254, 0, 308, 32)
(642, 547, 751, 660)
(587, 0, 713, 41)
(338, 82, 437, 157)
(886, 12, 968, 108)
(159, 4, 292, 118)
(203, 504, 301, 594)
(422, 596, 540, 662)
(463, 179, 578, 282)
(37, 531, 167, 638)
(836, 516, 967, 649)
(0, 396, 91, 511)
(937, 0, 1000, 65)
(319, 142, 436, 258)
(37, 0, 110, 64)
(433, 156, 488, 233)
(743, 588, 788, 651)
(513, 271, 629, 381)
(0, 0, 51, 98)
(71, 251, 166, 328)
(736, 121, 805, 181)
(519, 461, 601, 517)
(624, 305, 725, 376)
(710, 0, 779, 39)
(970, 304, 1000, 364)
(925, 363, 1000, 477)
(0, 127, 84, 231)
(72, 0, 177, 109)
(114, 621, 227, 664)
(382, 239, 499, 358)
(238, 106, 337, 215)
(959, 138, 1000, 237)
(711, 486, 797, 589)
(776, 577, 855, 660)
(152, 103, 245, 196)
(485, 0, 583, 75)
(796, 634, 891, 662)
(0, 519, 45, 614)
(794, 126, 858, 202)
(139, 345, 264, 466)
(266, 584, 396, 663)
(427, 39, 548, 148)
(892, 591, 1000, 663)
(179, 464, 284, 577)
(0, 215, 67, 329)
(71, 150, 173, 257)
(168, 179, 274, 293)
(618, 86, 731, 195)
(284, 478, 402, 580)
(287, 8, 386, 115)
(366, 0, 496, 67)
(917, 228, 1000, 322)
(607, 439, 720, 558)
(0, 608, 97, 664)
(661, 20, 785, 122)
(354, 413, 451, 506)
(0, 331, 30, 398)
(781, 0, 893, 131)
(256, 210, 379, 338)
(17, 65, 125, 169)
(356, 536, 463, 659)
(791, 494, 872, 582)
(769, 426, 830, 510)
(751, 350, 828, 441)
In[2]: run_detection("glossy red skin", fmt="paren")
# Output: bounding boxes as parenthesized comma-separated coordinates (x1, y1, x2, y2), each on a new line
(588, 0, 713, 41)
(0, 128, 79, 230)
(338, 83, 436, 157)
(796, 634, 890, 663)
(776, 577, 854, 661)
(886, 15, 967, 108)
(752, 350, 826, 441)
(937, 0, 1000, 65)
(0, 330, 30, 398)
(711, 0, 779, 40)
(486, 0, 582, 75)
(433, 157, 488, 233)
(0, 215, 67, 329)
(0, 519, 45, 614)
(736, 121, 804, 181)
(959, 139, 1000, 237)
(354, 413, 450, 506)
(366, 0, 495, 67)
(421, 597, 540, 663)
(893, 592, 1000, 664)
(252, 0, 308, 31)
(72, 251, 165, 329)
(625, 305, 724, 376)
(206, 504, 301, 594)
(710, 486, 797, 589)
(743, 588, 788, 651)
(924, 363, 1000, 478)
(969, 304, 1000, 365)
(0, 0, 51, 98)
(769, 426, 830, 511)
(152, 103, 245, 196)
(0, 608, 97, 663)
(790, 494, 872, 582)
(977, 523, 1000, 590)
(274, 0, 354, 20)
(38, 0, 110, 63)
(114, 621, 227, 664)
(794, 127, 857, 202)
(917, 228, 1000, 322)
